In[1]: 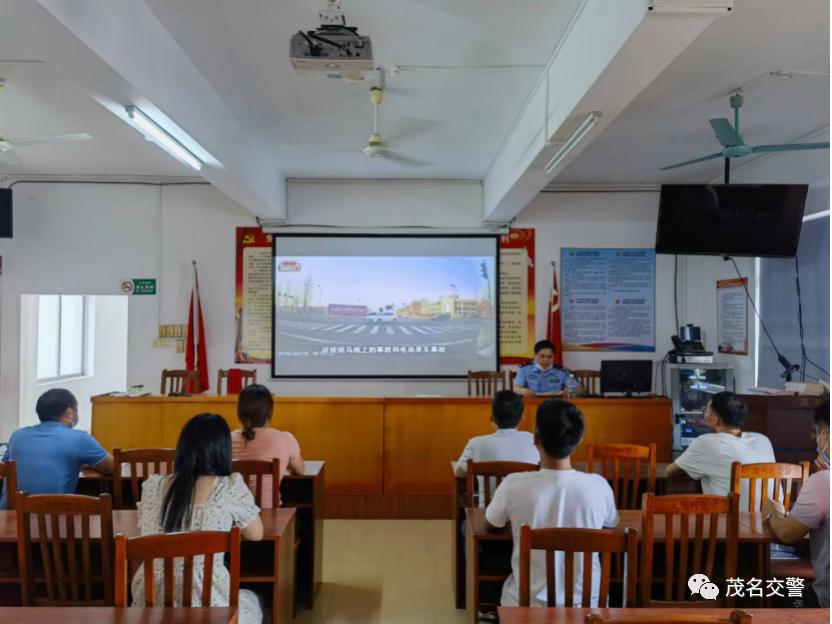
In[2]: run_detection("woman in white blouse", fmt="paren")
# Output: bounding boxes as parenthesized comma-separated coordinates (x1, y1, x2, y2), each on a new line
(133, 413, 264, 623)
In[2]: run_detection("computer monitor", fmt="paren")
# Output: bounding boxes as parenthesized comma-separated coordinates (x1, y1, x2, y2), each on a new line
(600, 360, 653, 396)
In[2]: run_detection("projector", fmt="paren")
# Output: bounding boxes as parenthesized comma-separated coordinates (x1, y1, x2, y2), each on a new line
(290, 0, 373, 82)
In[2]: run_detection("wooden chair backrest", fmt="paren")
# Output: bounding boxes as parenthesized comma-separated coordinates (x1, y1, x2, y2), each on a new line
(112, 448, 176, 509)
(467, 370, 507, 397)
(466, 460, 539, 507)
(585, 608, 752, 624)
(586, 443, 657, 510)
(16, 493, 114, 606)
(572, 370, 601, 395)
(160, 369, 198, 395)
(114, 527, 241, 608)
(216, 368, 258, 395)
(640, 493, 739, 607)
(730, 461, 811, 512)
(232, 459, 281, 509)
(519, 525, 638, 608)
(0, 460, 17, 510)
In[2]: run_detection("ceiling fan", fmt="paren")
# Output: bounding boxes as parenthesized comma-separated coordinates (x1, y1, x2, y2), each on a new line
(0, 132, 92, 165)
(661, 92, 829, 181)
(360, 86, 434, 167)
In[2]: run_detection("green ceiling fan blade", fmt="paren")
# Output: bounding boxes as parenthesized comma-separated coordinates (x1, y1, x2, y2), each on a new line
(752, 142, 830, 153)
(660, 152, 724, 171)
(709, 118, 742, 147)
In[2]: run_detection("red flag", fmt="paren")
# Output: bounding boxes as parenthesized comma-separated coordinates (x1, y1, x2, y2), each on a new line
(185, 261, 209, 393)
(546, 262, 563, 367)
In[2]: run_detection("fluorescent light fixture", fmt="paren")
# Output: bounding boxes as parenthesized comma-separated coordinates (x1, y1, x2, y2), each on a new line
(648, 0, 733, 13)
(125, 105, 202, 171)
(803, 209, 830, 223)
(544, 112, 600, 174)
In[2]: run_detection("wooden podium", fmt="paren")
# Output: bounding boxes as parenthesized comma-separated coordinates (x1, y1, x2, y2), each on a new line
(91, 395, 672, 518)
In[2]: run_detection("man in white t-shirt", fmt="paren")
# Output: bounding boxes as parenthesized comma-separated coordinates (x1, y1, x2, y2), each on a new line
(485, 399, 618, 607)
(764, 399, 829, 608)
(667, 391, 775, 509)
(454, 390, 539, 477)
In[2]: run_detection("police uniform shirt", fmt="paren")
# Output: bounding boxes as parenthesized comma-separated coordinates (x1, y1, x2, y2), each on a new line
(514, 363, 577, 395)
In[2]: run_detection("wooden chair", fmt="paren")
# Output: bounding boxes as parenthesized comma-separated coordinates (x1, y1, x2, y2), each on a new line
(730, 460, 812, 605)
(232, 458, 281, 509)
(114, 527, 241, 608)
(573, 370, 601, 395)
(585, 609, 752, 624)
(0, 460, 17, 511)
(467, 370, 507, 396)
(586, 443, 657, 510)
(16, 493, 114, 606)
(112, 448, 176, 509)
(640, 493, 739, 607)
(216, 368, 257, 395)
(730, 461, 810, 512)
(465, 460, 539, 508)
(160, 369, 198, 395)
(518, 525, 638, 607)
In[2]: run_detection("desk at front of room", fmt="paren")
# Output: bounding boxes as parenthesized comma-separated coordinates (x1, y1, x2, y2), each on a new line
(91, 395, 672, 519)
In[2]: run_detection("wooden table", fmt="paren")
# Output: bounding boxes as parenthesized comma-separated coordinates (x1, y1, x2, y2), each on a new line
(0, 607, 239, 623)
(0, 508, 296, 624)
(91, 395, 671, 518)
(78, 460, 325, 611)
(451, 462, 697, 610)
(497, 607, 829, 623)
(465, 508, 772, 624)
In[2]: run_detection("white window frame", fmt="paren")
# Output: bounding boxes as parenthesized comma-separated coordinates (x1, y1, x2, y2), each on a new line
(36, 295, 90, 383)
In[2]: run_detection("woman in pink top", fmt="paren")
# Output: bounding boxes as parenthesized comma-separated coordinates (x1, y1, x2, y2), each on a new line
(231, 384, 304, 508)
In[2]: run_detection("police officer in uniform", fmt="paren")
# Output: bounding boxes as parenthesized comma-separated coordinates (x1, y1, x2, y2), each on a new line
(512, 340, 578, 397)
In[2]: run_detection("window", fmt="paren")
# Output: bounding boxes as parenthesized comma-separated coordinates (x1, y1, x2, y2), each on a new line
(36, 295, 89, 381)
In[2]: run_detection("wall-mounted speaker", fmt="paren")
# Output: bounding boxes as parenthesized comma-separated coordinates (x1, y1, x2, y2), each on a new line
(0, 189, 12, 238)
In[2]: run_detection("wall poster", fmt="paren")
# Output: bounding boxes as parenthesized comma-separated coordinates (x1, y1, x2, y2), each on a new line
(499, 228, 535, 365)
(234, 227, 273, 363)
(716, 277, 748, 355)
(561, 248, 655, 352)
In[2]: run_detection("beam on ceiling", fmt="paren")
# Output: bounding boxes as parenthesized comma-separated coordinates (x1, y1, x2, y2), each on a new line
(482, 0, 724, 223)
(28, 0, 286, 219)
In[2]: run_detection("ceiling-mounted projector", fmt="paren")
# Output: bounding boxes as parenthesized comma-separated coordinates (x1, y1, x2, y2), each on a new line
(290, 0, 373, 82)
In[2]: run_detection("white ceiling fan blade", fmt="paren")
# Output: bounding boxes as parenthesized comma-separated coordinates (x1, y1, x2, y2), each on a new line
(386, 118, 441, 144)
(382, 151, 435, 167)
(8, 132, 92, 147)
(0, 148, 22, 166)
(277, 145, 356, 154)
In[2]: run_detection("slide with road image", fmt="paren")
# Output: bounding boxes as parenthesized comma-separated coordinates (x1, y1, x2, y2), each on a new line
(272, 255, 497, 377)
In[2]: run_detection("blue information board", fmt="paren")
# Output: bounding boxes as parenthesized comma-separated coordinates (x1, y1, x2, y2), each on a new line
(561, 248, 655, 352)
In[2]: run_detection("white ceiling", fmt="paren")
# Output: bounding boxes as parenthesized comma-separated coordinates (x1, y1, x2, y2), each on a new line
(558, 0, 830, 185)
(143, 0, 583, 179)
(0, 0, 828, 192)
(0, 0, 190, 178)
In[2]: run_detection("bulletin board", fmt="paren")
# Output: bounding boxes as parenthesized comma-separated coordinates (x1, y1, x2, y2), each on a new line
(561, 248, 655, 352)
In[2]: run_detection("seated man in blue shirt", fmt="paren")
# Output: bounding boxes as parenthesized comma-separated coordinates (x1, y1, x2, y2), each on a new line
(513, 340, 578, 397)
(0, 388, 114, 509)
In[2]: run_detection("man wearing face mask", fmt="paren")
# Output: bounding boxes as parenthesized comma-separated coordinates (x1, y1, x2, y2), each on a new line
(0, 388, 113, 509)
(764, 399, 830, 608)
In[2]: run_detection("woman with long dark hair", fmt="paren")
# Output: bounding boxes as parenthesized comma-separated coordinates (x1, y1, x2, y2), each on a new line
(133, 413, 264, 623)
(232, 384, 304, 508)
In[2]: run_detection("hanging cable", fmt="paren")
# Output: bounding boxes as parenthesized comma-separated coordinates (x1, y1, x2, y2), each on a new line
(724, 256, 799, 380)
(673, 255, 680, 332)
(795, 255, 829, 378)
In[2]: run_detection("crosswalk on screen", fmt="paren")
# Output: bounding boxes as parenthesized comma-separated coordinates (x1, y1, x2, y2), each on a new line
(272, 235, 499, 378)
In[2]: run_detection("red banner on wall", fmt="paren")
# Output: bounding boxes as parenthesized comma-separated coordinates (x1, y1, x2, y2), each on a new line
(499, 228, 535, 365)
(234, 227, 273, 363)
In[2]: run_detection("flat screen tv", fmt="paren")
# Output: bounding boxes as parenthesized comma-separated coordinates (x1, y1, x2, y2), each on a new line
(655, 184, 808, 258)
